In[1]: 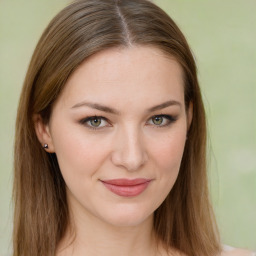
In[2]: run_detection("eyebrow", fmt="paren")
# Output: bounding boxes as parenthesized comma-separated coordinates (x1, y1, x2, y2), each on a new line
(71, 100, 181, 114)
(71, 101, 120, 114)
(147, 100, 181, 112)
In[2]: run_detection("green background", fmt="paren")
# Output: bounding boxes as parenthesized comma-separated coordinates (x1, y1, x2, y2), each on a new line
(0, 0, 255, 254)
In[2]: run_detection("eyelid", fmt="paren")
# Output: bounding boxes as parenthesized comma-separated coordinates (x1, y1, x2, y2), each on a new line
(79, 116, 111, 130)
(79, 114, 177, 130)
(146, 114, 177, 127)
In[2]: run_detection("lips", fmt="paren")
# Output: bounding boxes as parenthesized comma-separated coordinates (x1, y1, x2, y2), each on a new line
(101, 178, 151, 197)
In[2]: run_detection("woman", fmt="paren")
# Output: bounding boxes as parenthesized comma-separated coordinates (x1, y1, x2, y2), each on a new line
(13, 0, 255, 256)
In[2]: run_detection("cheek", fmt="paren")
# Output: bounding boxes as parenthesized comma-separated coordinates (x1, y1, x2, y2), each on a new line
(152, 132, 186, 171)
(143, 130, 187, 211)
(149, 129, 186, 194)
(50, 123, 111, 179)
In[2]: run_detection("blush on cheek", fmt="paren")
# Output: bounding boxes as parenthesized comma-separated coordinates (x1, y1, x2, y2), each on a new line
(155, 138, 185, 166)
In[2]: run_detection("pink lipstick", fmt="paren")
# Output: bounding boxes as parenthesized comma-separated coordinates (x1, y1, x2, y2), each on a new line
(101, 178, 151, 197)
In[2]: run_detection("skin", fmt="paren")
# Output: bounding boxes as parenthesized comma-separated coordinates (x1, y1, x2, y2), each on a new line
(34, 46, 253, 256)
(35, 45, 189, 255)
(221, 248, 255, 256)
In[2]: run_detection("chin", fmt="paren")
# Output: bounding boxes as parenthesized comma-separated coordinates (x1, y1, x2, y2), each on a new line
(96, 202, 156, 227)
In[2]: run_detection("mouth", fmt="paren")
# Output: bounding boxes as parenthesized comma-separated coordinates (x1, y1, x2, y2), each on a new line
(100, 178, 152, 197)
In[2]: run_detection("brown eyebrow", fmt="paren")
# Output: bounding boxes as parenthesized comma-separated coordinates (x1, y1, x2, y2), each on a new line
(71, 101, 120, 114)
(71, 100, 181, 114)
(147, 100, 181, 112)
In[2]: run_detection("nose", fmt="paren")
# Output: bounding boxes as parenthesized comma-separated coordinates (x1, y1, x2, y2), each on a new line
(111, 126, 148, 171)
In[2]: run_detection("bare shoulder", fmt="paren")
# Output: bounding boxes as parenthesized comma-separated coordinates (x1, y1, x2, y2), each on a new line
(221, 247, 255, 256)
(159, 244, 255, 256)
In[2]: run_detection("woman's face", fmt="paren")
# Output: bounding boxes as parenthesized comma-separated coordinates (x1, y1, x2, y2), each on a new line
(39, 46, 191, 227)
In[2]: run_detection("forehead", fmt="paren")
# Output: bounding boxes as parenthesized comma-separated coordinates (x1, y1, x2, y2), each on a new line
(57, 46, 185, 109)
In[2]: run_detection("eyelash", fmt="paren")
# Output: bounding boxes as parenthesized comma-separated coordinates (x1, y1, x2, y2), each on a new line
(79, 114, 177, 130)
(79, 116, 110, 130)
(146, 114, 177, 128)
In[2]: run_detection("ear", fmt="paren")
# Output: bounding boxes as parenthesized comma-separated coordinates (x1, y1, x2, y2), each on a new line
(186, 102, 193, 131)
(33, 114, 55, 153)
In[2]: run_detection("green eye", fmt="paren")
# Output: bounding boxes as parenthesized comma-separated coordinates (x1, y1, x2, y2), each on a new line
(152, 116, 163, 125)
(80, 116, 110, 130)
(89, 117, 102, 127)
(147, 115, 177, 127)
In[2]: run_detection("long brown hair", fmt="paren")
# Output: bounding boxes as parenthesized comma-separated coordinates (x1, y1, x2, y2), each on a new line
(13, 0, 221, 255)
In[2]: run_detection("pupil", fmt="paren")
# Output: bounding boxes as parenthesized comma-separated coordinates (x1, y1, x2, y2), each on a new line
(153, 116, 163, 125)
(91, 117, 101, 127)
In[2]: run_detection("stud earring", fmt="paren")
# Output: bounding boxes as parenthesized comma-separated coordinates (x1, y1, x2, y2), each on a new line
(43, 143, 48, 149)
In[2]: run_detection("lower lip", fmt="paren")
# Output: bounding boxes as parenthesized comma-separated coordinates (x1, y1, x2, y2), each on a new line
(101, 181, 151, 197)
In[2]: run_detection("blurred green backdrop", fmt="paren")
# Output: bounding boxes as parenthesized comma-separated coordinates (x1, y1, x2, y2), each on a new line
(0, 0, 255, 255)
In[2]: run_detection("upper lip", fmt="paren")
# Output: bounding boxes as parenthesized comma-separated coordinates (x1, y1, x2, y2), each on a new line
(101, 178, 152, 186)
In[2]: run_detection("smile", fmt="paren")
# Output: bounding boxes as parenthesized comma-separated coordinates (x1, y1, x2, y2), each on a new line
(100, 178, 152, 197)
